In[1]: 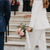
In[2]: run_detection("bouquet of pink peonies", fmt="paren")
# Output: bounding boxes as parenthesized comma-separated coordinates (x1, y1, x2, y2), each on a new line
(17, 23, 33, 39)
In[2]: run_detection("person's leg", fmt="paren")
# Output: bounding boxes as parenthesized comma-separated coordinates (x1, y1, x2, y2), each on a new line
(38, 30, 47, 50)
(25, 29, 44, 50)
(23, 1, 26, 11)
(18, 0, 23, 12)
(26, 1, 30, 11)
(0, 32, 4, 50)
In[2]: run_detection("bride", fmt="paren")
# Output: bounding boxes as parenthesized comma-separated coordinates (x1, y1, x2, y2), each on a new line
(25, 0, 49, 50)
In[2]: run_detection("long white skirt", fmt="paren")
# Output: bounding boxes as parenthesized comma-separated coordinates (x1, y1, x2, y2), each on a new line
(25, 29, 47, 50)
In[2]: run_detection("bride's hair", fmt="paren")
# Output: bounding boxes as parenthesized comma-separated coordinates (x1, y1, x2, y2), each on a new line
(30, 0, 49, 8)
(43, 0, 49, 8)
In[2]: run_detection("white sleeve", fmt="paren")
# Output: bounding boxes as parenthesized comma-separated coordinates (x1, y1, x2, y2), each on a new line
(29, 1, 42, 28)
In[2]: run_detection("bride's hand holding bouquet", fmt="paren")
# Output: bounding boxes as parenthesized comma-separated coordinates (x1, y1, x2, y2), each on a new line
(27, 27, 32, 32)
(16, 23, 33, 39)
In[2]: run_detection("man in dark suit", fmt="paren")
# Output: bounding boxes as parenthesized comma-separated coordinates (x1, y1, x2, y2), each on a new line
(0, 0, 11, 50)
(23, 0, 30, 11)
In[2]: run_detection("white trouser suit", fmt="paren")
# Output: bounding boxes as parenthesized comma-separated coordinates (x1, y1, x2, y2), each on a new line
(17, 0, 23, 12)
(25, 0, 49, 50)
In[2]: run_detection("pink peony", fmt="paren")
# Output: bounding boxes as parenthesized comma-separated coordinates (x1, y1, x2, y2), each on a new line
(17, 2, 20, 4)
(17, 28, 21, 34)
(20, 30, 24, 36)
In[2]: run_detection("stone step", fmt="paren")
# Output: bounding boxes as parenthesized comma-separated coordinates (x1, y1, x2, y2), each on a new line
(9, 19, 50, 24)
(9, 24, 50, 29)
(8, 29, 50, 35)
(46, 36, 50, 39)
(47, 12, 50, 16)
(9, 31, 17, 35)
(7, 35, 50, 40)
(9, 22, 50, 28)
(9, 22, 29, 25)
(11, 11, 50, 15)
(5, 41, 25, 46)
(10, 19, 50, 22)
(4, 46, 50, 50)
(10, 16, 30, 20)
(8, 31, 50, 35)
(7, 38, 26, 42)
(9, 24, 50, 28)
(46, 30, 50, 32)
(15, 12, 31, 14)
(11, 11, 31, 15)
(46, 33, 50, 36)
(7, 35, 26, 42)
(4, 41, 50, 46)
(6, 35, 50, 42)
(9, 24, 29, 26)
(9, 29, 50, 32)
(9, 24, 28, 29)
(10, 19, 30, 22)
(9, 19, 30, 24)
(7, 35, 50, 39)
(9, 23, 50, 29)
(11, 14, 50, 18)
(11, 11, 50, 14)
(11, 11, 14, 15)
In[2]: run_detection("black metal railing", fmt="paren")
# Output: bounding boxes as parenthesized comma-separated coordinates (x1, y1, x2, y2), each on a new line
(5, 11, 16, 42)
(5, 30, 7, 42)
(5, 22, 9, 42)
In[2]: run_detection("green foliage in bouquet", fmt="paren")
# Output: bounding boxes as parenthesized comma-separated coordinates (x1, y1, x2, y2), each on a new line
(17, 23, 27, 39)
(17, 23, 33, 39)
(30, 28, 33, 32)
(17, 23, 27, 30)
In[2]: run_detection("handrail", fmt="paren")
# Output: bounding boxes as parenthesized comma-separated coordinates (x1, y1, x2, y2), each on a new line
(5, 30, 7, 42)
(5, 22, 9, 42)
(8, 22, 9, 35)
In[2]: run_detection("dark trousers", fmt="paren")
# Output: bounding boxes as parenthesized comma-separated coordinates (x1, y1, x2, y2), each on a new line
(23, 1, 30, 11)
(0, 32, 4, 50)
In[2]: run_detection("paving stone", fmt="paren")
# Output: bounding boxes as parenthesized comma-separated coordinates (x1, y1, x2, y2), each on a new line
(4, 46, 50, 50)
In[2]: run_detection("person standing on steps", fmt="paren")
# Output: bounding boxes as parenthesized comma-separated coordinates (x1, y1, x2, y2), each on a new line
(25, 0, 49, 50)
(17, 0, 23, 12)
(0, 0, 11, 50)
(23, 0, 30, 11)
(11, 0, 18, 11)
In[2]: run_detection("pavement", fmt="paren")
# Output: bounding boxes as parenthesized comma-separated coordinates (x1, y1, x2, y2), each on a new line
(4, 46, 50, 50)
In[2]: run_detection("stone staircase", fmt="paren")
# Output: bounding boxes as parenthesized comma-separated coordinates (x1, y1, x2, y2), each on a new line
(5, 11, 50, 48)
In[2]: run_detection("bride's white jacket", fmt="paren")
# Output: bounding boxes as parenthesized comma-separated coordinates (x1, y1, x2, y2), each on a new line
(29, 0, 49, 29)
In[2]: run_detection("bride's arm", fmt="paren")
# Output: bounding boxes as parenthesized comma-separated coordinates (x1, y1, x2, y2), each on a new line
(29, 1, 42, 28)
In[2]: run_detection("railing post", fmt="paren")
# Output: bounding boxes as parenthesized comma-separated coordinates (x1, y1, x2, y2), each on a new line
(14, 11, 15, 15)
(8, 22, 9, 35)
(5, 30, 7, 42)
(5, 23, 9, 42)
